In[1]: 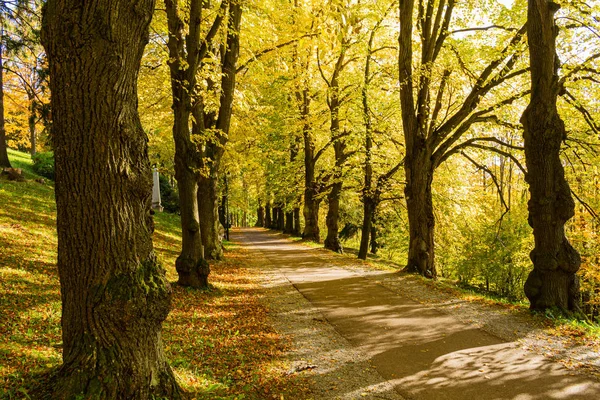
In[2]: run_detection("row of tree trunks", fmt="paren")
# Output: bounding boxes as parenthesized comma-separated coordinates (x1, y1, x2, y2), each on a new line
(41, 0, 181, 397)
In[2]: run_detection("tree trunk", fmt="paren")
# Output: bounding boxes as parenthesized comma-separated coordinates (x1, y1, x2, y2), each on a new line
(293, 207, 301, 236)
(166, 0, 209, 287)
(277, 207, 285, 230)
(256, 205, 265, 227)
(270, 205, 277, 228)
(521, 0, 580, 311)
(303, 184, 321, 242)
(265, 203, 272, 228)
(198, 175, 223, 260)
(0, 40, 11, 169)
(28, 93, 37, 157)
(358, 197, 375, 259)
(284, 210, 294, 233)
(324, 178, 343, 253)
(404, 152, 436, 277)
(370, 223, 378, 255)
(40, 0, 181, 397)
(175, 151, 208, 286)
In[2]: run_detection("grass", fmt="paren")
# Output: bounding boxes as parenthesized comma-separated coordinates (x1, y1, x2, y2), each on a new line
(0, 149, 306, 399)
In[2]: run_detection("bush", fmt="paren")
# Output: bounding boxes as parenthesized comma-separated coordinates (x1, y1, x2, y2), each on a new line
(159, 174, 179, 214)
(32, 152, 55, 180)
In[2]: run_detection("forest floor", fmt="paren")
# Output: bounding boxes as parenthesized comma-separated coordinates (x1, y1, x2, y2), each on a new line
(237, 227, 600, 400)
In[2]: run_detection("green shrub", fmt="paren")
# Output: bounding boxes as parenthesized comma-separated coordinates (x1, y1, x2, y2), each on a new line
(159, 174, 179, 214)
(32, 152, 55, 180)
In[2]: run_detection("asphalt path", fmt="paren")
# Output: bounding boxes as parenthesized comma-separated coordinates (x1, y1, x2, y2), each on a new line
(235, 227, 600, 400)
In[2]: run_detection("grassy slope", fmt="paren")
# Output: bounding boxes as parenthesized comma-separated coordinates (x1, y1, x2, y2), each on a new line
(0, 149, 304, 399)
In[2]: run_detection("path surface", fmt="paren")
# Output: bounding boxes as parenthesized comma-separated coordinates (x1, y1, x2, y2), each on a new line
(236, 228, 600, 400)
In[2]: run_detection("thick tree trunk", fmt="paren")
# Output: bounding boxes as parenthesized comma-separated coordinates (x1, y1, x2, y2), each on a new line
(521, 0, 580, 311)
(358, 198, 375, 259)
(293, 207, 301, 236)
(256, 205, 265, 227)
(0, 42, 11, 169)
(175, 150, 208, 286)
(403, 152, 436, 278)
(40, 0, 181, 397)
(198, 175, 223, 260)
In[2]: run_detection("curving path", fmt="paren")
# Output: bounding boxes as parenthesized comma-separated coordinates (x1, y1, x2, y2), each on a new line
(235, 227, 600, 400)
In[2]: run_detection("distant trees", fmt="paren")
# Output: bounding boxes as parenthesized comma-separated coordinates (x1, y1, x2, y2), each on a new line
(41, 0, 180, 397)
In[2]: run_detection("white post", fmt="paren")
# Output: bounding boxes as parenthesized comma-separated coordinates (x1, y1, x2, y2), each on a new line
(152, 167, 163, 212)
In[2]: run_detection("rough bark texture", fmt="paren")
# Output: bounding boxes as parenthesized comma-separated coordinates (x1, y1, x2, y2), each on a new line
(277, 207, 285, 230)
(0, 42, 11, 169)
(404, 154, 436, 277)
(165, 0, 209, 286)
(521, 0, 581, 311)
(41, 0, 181, 397)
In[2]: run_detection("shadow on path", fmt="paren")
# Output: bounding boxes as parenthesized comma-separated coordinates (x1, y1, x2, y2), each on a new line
(235, 227, 600, 400)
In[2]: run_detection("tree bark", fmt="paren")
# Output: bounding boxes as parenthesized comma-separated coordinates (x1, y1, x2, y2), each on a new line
(521, 0, 581, 311)
(404, 153, 436, 277)
(0, 39, 11, 168)
(40, 0, 181, 397)
(198, 175, 223, 260)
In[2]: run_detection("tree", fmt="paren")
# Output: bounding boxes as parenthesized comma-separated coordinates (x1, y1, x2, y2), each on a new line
(0, 27, 9, 168)
(398, 0, 528, 277)
(197, 0, 242, 260)
(521, 0, 581, 311)
(164, 0, 222, 286)
(41, 0, 181, 397)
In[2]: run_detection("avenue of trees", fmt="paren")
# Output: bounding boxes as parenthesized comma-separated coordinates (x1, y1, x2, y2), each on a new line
(0, 0, 598, 397)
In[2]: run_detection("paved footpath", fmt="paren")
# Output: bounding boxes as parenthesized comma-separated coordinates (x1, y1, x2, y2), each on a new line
(236, 228, 600, 400)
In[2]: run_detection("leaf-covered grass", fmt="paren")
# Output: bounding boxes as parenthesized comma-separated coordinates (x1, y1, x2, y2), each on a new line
(1, 150, 306, 399)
